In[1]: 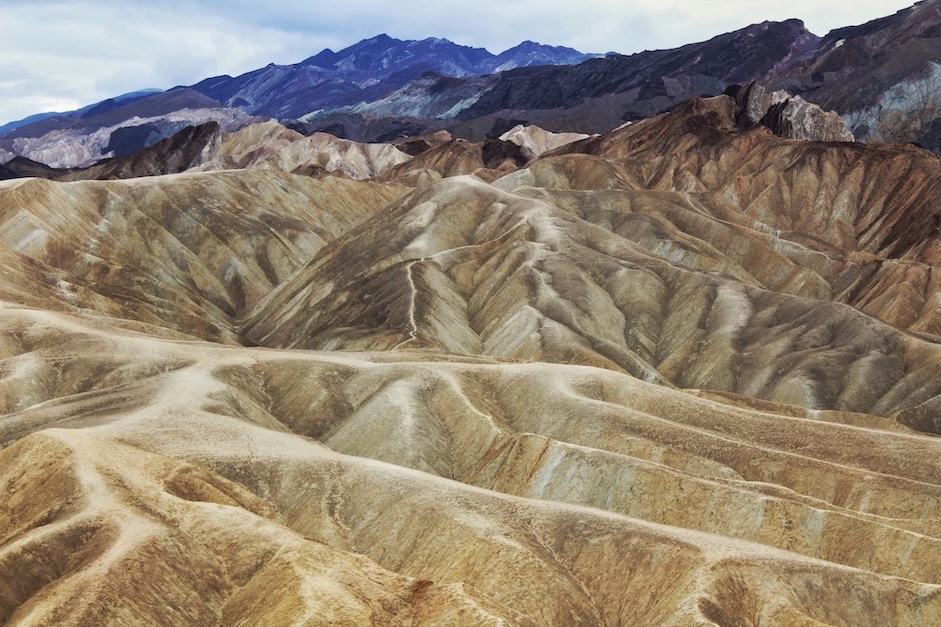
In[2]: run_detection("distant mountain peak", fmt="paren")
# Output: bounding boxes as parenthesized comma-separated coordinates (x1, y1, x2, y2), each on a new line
(506, 40, 568, 50)
(419, 36, 453, 45)
(193, 34, 596, 120)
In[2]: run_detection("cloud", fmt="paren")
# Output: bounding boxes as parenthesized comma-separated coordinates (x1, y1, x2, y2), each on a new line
(0, 0, 917, 124)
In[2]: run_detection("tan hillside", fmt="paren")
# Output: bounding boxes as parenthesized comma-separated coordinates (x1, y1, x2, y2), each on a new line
(1, 93, 940, 625)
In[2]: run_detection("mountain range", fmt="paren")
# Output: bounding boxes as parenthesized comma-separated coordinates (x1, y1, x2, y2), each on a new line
(3, 1, 941, 170)
(190, 34, 598, 120)
(312, 1, 941, 144)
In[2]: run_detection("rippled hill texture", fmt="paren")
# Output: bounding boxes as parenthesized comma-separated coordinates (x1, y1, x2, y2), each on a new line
(2, 93, 941, 626)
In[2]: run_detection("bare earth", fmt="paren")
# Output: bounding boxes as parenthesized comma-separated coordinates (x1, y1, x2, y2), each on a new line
(2, 95, 941, 625)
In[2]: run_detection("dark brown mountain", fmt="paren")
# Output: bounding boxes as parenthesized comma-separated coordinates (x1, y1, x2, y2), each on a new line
(457, 20, 815, 121)
(0, 89, 252, 169)
(6, 2, 940, 162)
(768, 0, 941, 145)
(57, 121, 222, 181)
(0, 122, 222, 182)
(300, 19, 818, 141)
(300, 3, 941, 147)
(1, 88, 223, 142)
(0, 156, 66, 180)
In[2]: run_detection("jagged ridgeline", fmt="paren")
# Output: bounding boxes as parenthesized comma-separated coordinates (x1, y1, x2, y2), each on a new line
(3, 1, 940, 170)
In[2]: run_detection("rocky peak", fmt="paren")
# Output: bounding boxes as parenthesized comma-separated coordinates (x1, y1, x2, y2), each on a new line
(726, 81, 854, 142)
(760, 95, 855, 142)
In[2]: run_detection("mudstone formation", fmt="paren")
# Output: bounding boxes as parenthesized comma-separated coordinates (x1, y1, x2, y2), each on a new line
(1, 4, 941, 625)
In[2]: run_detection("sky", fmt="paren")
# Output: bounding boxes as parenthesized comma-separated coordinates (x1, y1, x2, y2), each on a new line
(0, 0, 918, 124)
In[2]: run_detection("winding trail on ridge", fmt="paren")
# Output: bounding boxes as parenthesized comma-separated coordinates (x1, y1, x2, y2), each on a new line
(392, 258, 425, 350)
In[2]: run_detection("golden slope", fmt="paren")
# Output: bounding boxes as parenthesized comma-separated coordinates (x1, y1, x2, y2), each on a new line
(1, 93, 941, 626)
(243, 173, 941, 424)
(0, 170, 405, 341)
(1, 307, 940, 625)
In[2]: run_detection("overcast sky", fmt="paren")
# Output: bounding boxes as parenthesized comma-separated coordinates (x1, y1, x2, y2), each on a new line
(0, 0, 916, 124)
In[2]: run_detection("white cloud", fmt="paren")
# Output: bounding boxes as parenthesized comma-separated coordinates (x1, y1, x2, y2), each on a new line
(0, 0, 918, 124)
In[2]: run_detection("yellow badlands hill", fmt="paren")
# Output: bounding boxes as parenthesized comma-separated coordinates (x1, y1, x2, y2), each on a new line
(1, 95, 941, 626)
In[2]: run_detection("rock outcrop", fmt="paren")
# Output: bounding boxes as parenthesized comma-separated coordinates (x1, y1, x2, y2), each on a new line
(727, 81, 855, 141)
(498, 124, 591, 157)
(0, 88, 254, 169)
